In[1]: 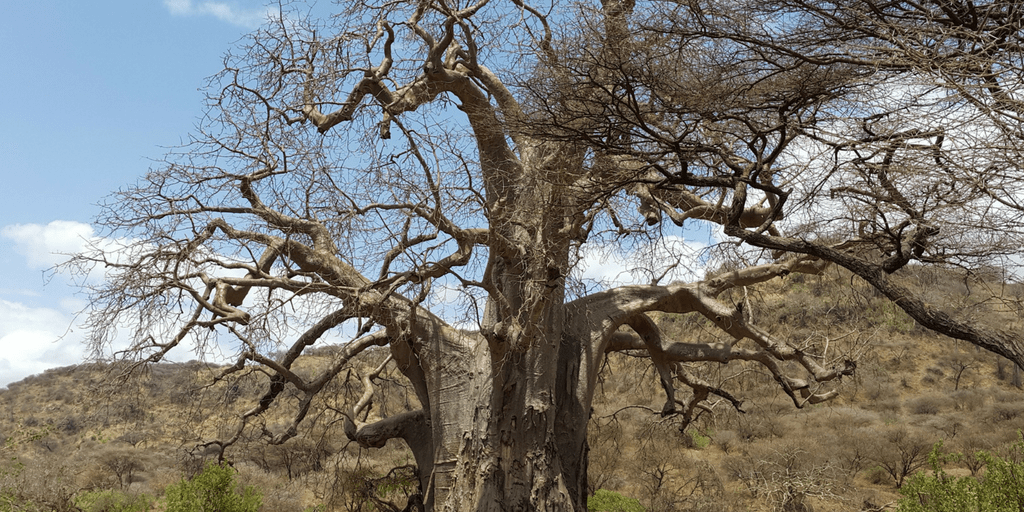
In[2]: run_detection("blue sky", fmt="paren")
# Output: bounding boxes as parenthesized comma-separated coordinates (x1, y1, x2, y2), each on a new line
(0, 1, 334, 387)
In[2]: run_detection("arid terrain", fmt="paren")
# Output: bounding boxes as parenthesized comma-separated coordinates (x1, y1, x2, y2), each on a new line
(3, 266, 1023, 511)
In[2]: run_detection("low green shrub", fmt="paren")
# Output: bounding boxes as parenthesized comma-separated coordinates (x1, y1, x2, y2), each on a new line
(865, 466, 890, 485)
(686, 430, 711, 450)
(164, 462, 261, 512)
(898, 435, 1024, 511)
(75, 490, 154, 512)
(588, 489, 645, 512)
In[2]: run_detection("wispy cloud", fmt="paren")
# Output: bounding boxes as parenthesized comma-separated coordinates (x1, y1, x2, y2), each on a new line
(163, 0, 271, 28)
(2, 221, 142, 286)
(2, 220, 96, 270)
(577, 235, 709, 289)
(0, 299, 84, 388)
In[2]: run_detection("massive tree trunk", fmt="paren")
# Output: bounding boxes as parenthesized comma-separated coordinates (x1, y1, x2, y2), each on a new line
(427, 328, 588, 511)
(425, 158, 590, 509)
(379, 259, 592, 510)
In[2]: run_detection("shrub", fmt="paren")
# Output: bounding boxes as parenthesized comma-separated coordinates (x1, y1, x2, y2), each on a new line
(864, 397, 903, 416)
(588, 489, 645, 512)
(715, 430, 740, 454)
(724, 441, 847, 511)
(734, 415, 773, 442)
(897, 435, 1024, 511)
(908, 395, 954, 415)
(0, 451, 80, 512)
(950, 389, 983, 412)
(164, 462, 261, 512)
(865, 466, 890, 485)
(989, 402, 1024, 423)
(75, 490, 153, 512)
(685, 430, 711, 450)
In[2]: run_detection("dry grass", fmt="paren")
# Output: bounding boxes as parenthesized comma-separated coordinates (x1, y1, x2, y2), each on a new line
(1, 268, 1023, 511)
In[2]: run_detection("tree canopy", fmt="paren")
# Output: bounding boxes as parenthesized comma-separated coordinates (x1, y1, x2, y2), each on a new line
(71, 0, 1024, 510)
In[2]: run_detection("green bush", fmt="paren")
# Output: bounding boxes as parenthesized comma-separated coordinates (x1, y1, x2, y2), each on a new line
(685, 430, 711, 450)
(588, 489, 645, 512)
(164, 462, 261, 512)
(898, 435, 1024, 511)
(75, 490, 154, 512)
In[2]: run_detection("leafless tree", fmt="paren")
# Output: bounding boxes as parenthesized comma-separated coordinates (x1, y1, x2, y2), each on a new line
(868, 425, 932, 488)
(724, 440, 847, 511)
(69, 0, 1024, 510)
(97, 446, 148, 490)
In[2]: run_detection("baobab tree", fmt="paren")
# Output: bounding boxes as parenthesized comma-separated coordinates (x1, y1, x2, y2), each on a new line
(72, 0, 1024, 510)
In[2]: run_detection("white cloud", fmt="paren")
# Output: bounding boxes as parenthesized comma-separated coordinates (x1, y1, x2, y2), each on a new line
(2, 221, 142, 288)
(0, 221, 120, 387)
(2, 220, 95, 270)
(0, 299, 85, 388)
(578, 236, 708, 289)
(163, 0, 272, 28)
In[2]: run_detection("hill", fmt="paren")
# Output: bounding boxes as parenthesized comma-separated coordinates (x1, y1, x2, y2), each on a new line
(2, 266, 1023, 511)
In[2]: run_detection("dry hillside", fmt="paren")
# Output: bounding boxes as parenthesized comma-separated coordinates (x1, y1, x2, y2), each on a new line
(2, 265, 1023, 511)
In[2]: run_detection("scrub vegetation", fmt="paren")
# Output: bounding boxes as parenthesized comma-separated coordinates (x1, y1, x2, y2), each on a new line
(2, 267, 1023, 511)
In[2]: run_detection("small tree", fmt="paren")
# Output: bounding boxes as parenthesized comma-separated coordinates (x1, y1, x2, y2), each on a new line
(164, 462, 261, 512)
(871, 426, 933, 489)
(96, 446, 147, 490)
